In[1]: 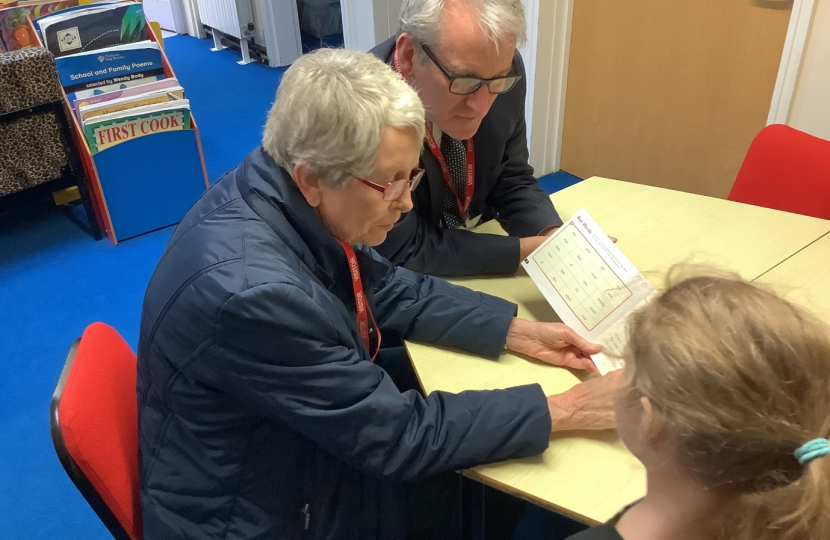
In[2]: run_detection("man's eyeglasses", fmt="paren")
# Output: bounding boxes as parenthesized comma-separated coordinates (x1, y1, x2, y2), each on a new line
(354, 167, 425, 201)
(419, 42, 521, 95)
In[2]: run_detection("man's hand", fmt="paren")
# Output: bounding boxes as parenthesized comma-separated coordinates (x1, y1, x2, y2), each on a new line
(506, 318, 601, 374)
(547, 370, 623, 432)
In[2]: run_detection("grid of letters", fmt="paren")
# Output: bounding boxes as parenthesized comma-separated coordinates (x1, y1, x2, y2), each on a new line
(533, 223, 632, 331)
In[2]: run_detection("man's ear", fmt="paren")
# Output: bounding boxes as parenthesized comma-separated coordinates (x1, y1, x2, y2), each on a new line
(396, 32, 418, 79)
(293, 160, 323, 207)
(640, 396, 668, 445)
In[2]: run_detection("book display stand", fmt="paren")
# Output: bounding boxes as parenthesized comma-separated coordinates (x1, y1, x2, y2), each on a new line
(31, 18, 209, 243)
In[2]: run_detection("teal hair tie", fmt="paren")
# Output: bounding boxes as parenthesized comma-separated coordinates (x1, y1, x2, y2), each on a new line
(794, 438, 830, 465)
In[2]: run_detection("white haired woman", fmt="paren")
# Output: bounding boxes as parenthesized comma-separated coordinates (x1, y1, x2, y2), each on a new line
(137, 48, 619, 540)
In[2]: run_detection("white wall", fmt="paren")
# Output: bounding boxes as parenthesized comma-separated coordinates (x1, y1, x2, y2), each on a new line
(342, 0, 401, 51)
(788, 0, 830, 140)
(373, 0, 403, 44)
(143, 0, 178, 32)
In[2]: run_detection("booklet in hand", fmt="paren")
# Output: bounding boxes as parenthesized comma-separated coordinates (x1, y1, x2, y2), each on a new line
(521, 209, 656, 375)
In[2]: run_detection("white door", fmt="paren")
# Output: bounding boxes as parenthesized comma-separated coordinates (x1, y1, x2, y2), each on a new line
(143, 0, 178, 33)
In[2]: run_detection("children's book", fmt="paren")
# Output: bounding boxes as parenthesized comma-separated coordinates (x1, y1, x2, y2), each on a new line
(55, 40, 164, 96)
(521, 209, 657, 374)
(77, 87, 184, 122)
(0, 0, 78, 51)
(82, 100, 191, 153)
(29, 0, 121, 28)
(69, 73, 164, 101)
(71, 76, 180, 116)
(39, 1, 146, 57)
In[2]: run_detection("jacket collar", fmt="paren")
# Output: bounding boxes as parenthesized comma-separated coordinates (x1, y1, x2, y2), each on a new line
(234, 147, 389, 303)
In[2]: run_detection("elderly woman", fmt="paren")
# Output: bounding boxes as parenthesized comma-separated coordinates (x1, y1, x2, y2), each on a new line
(137, 49, 618, 540)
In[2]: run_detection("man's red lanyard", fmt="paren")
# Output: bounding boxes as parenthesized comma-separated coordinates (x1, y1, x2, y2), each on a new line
(393, 50, 476, 220)
(337, 239, 381, 361)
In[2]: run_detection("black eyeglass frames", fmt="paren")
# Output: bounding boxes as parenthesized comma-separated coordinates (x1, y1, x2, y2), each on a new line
(419, 42, 522, 95)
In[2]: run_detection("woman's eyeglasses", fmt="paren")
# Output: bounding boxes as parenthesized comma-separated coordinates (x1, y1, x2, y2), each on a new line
(354, 167, 425, 201)
(419, 42, 522, 95)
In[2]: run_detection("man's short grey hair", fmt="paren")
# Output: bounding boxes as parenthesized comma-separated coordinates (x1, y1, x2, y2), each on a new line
(399, 0, 527, 49)
(263, 48, 425, 188)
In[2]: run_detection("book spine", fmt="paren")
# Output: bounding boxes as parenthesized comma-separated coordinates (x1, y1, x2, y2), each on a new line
(80, 92, 184, 122)
(85, 109, 191, 154)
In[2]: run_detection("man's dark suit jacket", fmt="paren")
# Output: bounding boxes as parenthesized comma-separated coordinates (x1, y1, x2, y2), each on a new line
(371, 37, 563, 277)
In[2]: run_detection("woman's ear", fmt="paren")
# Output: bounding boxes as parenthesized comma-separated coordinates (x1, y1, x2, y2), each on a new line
(293, 160, 322, 207)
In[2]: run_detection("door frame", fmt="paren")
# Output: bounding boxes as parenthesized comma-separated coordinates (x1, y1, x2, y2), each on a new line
(517, 0, 540, 144)
(342, 0, 378, 52)
(768, 0, 816, 124)
(525, 0, 570, 176)
(179, 0, 206, 38)
(166, 0, 189, 34)
(532, 0, 817, 175)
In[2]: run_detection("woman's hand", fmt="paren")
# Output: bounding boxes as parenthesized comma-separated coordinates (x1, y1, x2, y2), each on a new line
(505, 318, 601, 374)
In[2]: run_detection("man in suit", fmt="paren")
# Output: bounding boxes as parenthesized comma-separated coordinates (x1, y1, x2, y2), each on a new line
(371, 0, 562, 277)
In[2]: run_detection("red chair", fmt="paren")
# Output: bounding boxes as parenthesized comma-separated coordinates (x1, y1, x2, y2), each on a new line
(728, 124, 830, 220)
(50, 323, 142, 540)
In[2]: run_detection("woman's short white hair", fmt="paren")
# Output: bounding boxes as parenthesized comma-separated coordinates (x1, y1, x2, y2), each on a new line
(263, 48, 425, 188)
(399, 0, 527, 48)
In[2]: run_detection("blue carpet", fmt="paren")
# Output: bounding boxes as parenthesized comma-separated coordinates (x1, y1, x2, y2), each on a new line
(163, 35, 289, 182)
(0, 34, 581, 539)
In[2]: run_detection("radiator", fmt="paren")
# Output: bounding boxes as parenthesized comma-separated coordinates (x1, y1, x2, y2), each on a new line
(195, 0, 302, 68)
(195, 0, 254, 40)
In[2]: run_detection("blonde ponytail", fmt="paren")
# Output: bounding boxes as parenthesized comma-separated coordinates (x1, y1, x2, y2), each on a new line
(738, 454, 830, 540)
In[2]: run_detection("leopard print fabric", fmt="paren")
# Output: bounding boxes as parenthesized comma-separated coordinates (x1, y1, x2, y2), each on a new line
(0, 47, 70, 197)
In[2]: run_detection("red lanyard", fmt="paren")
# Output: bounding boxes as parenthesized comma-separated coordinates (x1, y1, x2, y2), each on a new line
(423, 126, 475, 219)
(393, 51, 476, 220)
(337, 239, 380, 361)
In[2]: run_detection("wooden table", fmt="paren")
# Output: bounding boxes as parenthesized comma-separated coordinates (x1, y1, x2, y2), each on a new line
(756, 233, 830, 325)
(406, 177, 830, 524)
(548, 177, 830, 281)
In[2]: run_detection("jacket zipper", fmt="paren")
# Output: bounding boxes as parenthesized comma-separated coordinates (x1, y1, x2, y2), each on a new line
(302, 502, 311, 531)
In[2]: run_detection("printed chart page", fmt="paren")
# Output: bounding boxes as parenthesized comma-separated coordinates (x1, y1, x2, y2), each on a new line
(521, 209, 656, 374)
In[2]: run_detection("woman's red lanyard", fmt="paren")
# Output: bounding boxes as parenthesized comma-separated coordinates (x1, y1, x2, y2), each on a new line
(337, 239, 381, 361)
(393, 50, 476, 220)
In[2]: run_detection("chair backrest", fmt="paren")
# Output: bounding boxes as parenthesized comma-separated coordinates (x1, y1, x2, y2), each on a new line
(728, 124, 830, 220)
(50, 323, 142, 540)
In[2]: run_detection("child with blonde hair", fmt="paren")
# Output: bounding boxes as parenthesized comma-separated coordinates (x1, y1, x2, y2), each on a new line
(568, 270, 830, 540)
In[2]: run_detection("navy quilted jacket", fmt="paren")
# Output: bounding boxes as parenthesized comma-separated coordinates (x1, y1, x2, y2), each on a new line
(136, 147, 550, 539)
